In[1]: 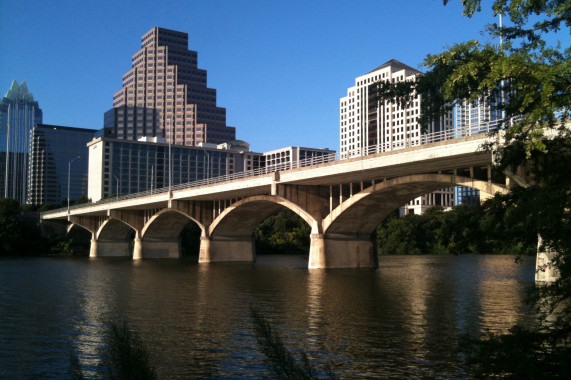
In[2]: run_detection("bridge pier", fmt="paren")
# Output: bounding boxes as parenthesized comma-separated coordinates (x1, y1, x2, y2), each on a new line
(308, 234, 378, 269)
(198, 236, 255, 263)
(132, 238, 143, 260)
(89, 239, 131, 257)
(536, 235, 559, 283)
(141, 238, 181, 259)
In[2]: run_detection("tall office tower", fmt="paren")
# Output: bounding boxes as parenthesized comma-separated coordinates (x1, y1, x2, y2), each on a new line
(455, 97, 504, 137)
(105, 27, 236, 146)
(340, 59, 454, 158)
(453, 97, 504, 205)
(0, 80, 43, 204)
(27, 124, 94, 206)
(340, 60, 455, 215)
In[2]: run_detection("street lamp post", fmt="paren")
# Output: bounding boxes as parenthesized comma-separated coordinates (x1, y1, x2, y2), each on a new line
(204, 150, 210, 183)
(67, 155, 80, 214)
(168, 117, 172, 194)
(113, 174, 119, 201)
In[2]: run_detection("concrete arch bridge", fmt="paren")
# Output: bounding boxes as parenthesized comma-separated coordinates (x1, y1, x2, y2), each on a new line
(43, 134, 514, 269)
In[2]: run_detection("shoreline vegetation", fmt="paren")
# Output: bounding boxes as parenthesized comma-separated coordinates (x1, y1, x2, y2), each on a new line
(1, 198, 536, 258)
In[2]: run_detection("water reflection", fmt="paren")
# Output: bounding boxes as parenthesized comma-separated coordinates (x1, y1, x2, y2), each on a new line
(0, 255, 536, 379)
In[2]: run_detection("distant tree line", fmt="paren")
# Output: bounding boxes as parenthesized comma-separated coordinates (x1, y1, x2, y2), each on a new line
(376, 203, 537, 256)
(0, 198, 53, 256)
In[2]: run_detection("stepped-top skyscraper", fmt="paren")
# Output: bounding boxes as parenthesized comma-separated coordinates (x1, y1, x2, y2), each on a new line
(105, 27, 236, 145)
(0, 80, 43, 203)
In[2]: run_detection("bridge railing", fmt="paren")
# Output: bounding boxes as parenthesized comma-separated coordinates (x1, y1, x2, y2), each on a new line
(42, 125, 497, 215)
(46, 152, 339, 214)
(338, 123, 502, 159)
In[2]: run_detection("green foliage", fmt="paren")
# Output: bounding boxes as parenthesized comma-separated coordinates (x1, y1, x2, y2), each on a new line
(73, 195, 91, 205)
(71, 321, 157, 380)
(254, 208, 311, 254)
(409, 0, 571, 376)
(0, 198, 25, 256)
(251, 307, 339, 380)
(0, 198, 52, 256)
(376, 204, 537, 255)
(102, 321, 157, 380)
(57, 238, 75, 256)
(461, 325, 571, 379)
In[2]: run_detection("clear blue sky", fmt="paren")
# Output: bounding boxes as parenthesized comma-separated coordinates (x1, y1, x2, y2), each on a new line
(0, 0, 532, 153)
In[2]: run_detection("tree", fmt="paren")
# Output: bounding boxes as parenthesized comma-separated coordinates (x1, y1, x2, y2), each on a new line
(254, 208, 311, 254)
(376, 1, 570, 377)
(0, 198, 25, 256)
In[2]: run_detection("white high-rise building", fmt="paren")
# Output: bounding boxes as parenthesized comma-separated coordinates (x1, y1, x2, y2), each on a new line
(339, 60, 455, 216)
(339, 59, 454, 158)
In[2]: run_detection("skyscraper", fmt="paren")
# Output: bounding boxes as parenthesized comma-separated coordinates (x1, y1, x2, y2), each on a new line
(340, 59, 454, 158)
(27, 124, 94, 206)
(0, 80, 43, 203)
(340, 60, 455, 215)
(105, 27, 236, 146)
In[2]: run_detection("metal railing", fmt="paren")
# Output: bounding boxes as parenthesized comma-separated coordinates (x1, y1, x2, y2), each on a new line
(339, 123, 499, 159)
(44, 152, 338, 214)
(43, 124, 500, 215)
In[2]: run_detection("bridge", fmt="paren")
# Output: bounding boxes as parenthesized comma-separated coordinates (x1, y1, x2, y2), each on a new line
(42, 132, 521, 269)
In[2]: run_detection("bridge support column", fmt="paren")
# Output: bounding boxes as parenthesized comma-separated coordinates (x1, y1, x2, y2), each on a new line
(199, 236, 255, 263)
(142, 238, 180, 259)
(89, 239, 131, 257)
(132, 238, 143, 260)
(308, 234, 377, 269)
(536, 235, 559, 283)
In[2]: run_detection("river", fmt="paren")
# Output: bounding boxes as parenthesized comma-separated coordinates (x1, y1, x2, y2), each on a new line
(0, 254, 536, 379)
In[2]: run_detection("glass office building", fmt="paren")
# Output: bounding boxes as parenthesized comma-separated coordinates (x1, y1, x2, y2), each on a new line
(0, 80, 43, 203)
(87, 137, 262, 202)
(27, 124, 95, 206)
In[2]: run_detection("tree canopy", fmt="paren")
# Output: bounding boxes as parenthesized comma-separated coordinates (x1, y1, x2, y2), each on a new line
(376, 0, 570, 377)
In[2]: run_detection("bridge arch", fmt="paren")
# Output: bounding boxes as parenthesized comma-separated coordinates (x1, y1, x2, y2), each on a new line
(97, 218, 137, 241)
(323, 173, 508, 236)
(139, 208, 205, 259)
(64, 223, 93, 255)
(88, 217, 138, 257)
(200, 195, 319, 263)
(208, 195, 319, 238)
(142, 208, 205, 239)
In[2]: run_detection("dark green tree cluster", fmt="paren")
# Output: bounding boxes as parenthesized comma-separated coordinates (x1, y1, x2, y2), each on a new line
(254, 208, 311, 254)
(0, 198, 52, 256)
(377, 203, 537, 256)
(374, 0, 569, 377)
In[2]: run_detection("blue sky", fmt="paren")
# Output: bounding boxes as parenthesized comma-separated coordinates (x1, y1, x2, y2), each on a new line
(0, 0, 542, 152)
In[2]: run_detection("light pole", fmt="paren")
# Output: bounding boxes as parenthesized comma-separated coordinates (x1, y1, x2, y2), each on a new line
(67, 155, 80, 213)
(168, 117, 172, 193)
(204, 150, 210, 183)
(113, 174, 119, 201)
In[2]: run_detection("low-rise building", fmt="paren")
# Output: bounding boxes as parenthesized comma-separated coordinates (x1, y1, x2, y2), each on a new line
(87, 136, 264, 202)
(263, 146, 336, 169)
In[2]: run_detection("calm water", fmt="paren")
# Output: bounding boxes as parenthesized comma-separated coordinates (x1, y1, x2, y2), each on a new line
(0, 254, 536, 379)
